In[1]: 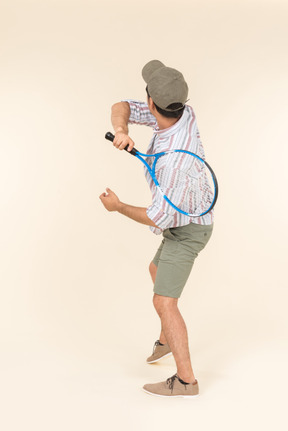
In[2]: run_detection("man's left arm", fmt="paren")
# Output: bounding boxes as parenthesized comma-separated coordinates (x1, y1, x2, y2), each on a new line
(99, 188, 158, 228)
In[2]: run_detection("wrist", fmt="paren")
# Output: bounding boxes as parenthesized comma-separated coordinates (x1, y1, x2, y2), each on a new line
(115, 126, 128, 134)
(116, 201, 125, 213)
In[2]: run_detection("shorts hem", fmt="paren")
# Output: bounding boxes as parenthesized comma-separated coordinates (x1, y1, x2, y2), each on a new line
(153, 288, 182, 299)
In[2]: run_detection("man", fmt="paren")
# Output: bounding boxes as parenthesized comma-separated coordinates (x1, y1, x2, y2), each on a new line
(99, 60, 214, 398)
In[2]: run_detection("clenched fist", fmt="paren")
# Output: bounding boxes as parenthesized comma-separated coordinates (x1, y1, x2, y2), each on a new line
(113, 131, 135, 152)
(99, 188, 121, 212)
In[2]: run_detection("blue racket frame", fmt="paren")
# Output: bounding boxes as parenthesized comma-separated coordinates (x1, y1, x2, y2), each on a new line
(105, 132, 218, 217)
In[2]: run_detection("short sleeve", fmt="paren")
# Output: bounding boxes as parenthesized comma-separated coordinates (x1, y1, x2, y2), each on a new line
(146, 203, 175, 235)
(122, 99, 157, 128)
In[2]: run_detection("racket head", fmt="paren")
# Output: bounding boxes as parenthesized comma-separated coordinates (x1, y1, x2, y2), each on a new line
(151, 150, 218, 217)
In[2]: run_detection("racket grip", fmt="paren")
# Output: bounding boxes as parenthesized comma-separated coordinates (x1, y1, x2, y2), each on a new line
(105, 132, 115, 142)
(105, 132, 137, 156)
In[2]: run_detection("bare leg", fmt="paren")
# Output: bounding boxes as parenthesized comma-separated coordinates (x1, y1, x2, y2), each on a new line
(153, 293, 196, 383)
(149, 262, 168, 345)
(148, 261, 157, 284)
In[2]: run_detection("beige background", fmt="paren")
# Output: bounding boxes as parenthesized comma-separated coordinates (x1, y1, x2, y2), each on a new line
(1, 0, 288, 430)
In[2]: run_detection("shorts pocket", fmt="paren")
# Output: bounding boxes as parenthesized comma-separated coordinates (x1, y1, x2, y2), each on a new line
(163, 228, 179, 242)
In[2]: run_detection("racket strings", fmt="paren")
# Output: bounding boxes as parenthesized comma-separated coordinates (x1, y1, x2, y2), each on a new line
(154, 152, 214, 216)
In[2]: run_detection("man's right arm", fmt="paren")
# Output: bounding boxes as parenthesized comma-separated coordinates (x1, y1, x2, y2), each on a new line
(111, 102, 135, 152)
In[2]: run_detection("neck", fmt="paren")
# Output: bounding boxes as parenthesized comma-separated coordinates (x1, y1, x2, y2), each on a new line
(156, 115, 180, 130)
(147, 97, 182, 130)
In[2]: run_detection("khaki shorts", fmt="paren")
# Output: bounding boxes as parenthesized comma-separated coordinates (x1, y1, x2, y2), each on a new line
(152, 223, 213, 299)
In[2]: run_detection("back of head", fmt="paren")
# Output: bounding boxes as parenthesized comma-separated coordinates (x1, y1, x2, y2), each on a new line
(142, 60, 188, 118)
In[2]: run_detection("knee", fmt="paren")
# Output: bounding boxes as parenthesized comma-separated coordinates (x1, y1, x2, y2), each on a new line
(153, 294, 178, 317)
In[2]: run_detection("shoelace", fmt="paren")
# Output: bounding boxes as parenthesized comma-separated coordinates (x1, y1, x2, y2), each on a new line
(166, 374, 188, 393)
(152, 340, 161, 354)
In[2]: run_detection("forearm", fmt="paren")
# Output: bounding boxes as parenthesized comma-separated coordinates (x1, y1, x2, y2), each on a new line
(99, 188, 158, 228)
(117, 202, 158, 227)
(111, 102, 130, 134)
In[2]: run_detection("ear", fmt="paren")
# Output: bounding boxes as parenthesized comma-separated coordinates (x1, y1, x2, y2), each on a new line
(147, 96, 156, 112)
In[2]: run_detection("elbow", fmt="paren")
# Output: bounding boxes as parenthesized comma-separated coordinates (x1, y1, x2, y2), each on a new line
(111, 101, 130, 114)
(111, 102, 121, 111)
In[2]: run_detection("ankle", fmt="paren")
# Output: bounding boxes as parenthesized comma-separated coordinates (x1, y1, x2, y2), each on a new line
(177, 374, 196, 385)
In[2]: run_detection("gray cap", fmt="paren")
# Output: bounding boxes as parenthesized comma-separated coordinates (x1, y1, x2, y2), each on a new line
(142, 60, 189, 111)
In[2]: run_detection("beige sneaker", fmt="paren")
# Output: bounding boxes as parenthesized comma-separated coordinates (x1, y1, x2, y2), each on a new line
(146, 340, 172, 364)
(143, 374, 199, 398)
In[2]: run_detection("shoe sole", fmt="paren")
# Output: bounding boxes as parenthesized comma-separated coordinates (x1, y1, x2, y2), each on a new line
(146, 352, 173, 364)
(142, 388, 199, 398)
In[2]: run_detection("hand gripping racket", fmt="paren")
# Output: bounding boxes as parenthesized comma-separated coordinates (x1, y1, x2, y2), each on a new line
(105, 132, 218, 217)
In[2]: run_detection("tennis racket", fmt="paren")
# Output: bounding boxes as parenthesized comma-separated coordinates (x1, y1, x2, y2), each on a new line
(105, 132, 218, 218)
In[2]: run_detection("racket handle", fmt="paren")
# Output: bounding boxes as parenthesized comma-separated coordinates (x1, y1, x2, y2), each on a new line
(105, 132, 115, 142)
(105, 132, 137, 156)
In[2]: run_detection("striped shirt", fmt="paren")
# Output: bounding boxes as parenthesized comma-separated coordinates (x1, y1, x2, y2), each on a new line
(125, 99, 214, 235)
